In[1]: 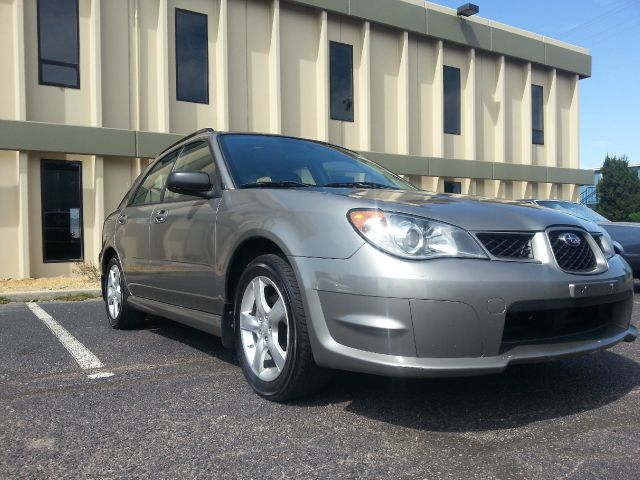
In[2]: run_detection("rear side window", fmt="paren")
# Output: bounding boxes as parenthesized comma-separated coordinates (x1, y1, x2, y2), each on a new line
(130, 151, 179, 205)
(165, 141, 216, 201)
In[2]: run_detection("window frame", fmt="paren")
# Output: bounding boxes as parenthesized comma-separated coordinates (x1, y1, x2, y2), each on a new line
(443, 65, 461, 135)
(40, 159, 84, 263)
(175, 8, 210, 104)
(329, 41, 355, 122)
(37, 0, 81, 89)
(532, 84, 544, 145)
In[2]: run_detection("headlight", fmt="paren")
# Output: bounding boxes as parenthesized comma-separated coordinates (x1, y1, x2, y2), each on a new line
(348, 209, 487, 260)
(596, 231, 616, 259)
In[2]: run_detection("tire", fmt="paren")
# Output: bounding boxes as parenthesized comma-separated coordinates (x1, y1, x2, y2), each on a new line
(234, 254, 330, 401)
(103, 256, 145, 329)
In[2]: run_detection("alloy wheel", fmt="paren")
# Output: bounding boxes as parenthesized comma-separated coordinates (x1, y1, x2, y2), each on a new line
(106, 264, 123, 319)
(239, 276, 290, 382)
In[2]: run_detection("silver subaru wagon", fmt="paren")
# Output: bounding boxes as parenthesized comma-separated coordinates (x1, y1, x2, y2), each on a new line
(100, 129, 637, 400)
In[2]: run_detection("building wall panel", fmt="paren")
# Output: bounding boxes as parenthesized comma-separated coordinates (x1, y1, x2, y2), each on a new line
(505, 60, 524, 164)
(443, 45, 466, 159)
(24, 0, 93, 125)
(228, 0, 272, 133)
(168, 0, 219, 134)
(0, 0, 18, 120)
(557, 72, 573, 168)
(101, 1, 131, 129)
(370, 24, 400, 153)
(0, 151, 20, 278)
(531, 66, 550, 167)
(137, 0, 162, 132)
(409, 36, 436, 157)
(475, 51, 499, 163)
(280, 3, 320, 139)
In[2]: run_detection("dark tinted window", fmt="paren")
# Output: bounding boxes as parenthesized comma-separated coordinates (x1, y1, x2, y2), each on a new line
(175, 9, 209, 104)
(532, 84, 544, 145)
(218, 134, 415, 190)
(41, 160, 83, 262)
(131, 151, 179, 205)
(330, 42, 354, 122)
(165, 141, 216, 201)
(443, 66, 461, 135)
(37, 0, 80, 88)
(444, 181, 461, 194)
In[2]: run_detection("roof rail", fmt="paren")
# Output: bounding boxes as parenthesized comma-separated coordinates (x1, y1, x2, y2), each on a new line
(157, 127, 215, 157)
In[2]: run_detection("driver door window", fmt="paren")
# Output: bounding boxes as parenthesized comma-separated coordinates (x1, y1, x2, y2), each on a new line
(131, 151, 179, 205)
(165, 141, 216, 201)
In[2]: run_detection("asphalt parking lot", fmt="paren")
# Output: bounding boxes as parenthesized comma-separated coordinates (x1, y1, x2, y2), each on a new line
(1, 293, 640, 480)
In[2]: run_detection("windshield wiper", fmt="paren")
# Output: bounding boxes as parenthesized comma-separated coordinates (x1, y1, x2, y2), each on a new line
(239, 181, 314, 189)
(323, 181, 393, 189)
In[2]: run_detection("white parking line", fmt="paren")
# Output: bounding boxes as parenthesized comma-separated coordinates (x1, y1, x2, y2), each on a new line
(26, 302, 114, 379)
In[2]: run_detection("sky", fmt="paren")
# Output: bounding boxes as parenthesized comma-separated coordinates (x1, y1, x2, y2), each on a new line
(432, 0, 640, 169)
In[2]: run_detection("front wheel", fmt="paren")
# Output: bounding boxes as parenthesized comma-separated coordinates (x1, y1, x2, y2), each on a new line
(234, 254, 330, 401)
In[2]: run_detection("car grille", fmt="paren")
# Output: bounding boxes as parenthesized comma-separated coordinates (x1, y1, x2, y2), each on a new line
(548, 230, 597, 272)
(476, 233, 534, 259)
(501, 302, 615, 347)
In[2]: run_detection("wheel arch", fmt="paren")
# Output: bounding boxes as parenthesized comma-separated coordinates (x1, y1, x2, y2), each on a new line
(225, 236, 288, 305)
(221, 236, 289, 348)
(100, 247, 119, 299)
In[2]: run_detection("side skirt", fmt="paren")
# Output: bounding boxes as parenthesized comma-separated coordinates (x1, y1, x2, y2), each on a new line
(127, 296, 222, 337)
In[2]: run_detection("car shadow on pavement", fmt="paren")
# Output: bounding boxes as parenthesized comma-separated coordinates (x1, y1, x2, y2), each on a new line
(132, 313, 639, 433)
(141, 315, 239, 366)
(293, 351, 640, 432)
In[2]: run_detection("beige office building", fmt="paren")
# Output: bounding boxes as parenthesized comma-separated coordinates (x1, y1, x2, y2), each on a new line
(0, 0, 593, 279)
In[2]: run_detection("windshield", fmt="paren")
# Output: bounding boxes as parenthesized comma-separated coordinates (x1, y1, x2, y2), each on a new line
(537, 200, 609, 223)
(218, 134, 416, 190)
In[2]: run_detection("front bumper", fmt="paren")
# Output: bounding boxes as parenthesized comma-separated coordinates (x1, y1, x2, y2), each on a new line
(291, 245, 636, 378)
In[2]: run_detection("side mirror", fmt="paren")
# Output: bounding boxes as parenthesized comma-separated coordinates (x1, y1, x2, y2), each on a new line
(167, 171, 214, 198)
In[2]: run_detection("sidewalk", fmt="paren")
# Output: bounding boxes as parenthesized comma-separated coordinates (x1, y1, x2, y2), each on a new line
(0, 277, 101, 303)
(1, 288, 101, 303)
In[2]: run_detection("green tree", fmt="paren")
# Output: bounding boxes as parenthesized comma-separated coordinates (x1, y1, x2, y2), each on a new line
(596, 155, 640, 221)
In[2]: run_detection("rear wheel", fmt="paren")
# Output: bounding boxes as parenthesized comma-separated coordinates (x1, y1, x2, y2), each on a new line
(104, 257, 144, 329)
(235, 254, 330, 401)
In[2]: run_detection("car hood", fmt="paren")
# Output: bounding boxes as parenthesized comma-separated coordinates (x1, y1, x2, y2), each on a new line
(330, 188, 598, 232)
(599, 221, 640, 228)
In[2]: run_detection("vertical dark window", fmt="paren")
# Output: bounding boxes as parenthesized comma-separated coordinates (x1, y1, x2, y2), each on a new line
(532, 84, 544, 145)
(443, 181, 462, 194)
(41, 160, 83, 262)
(37, 0, 80, 88)
(443, 66, 461, 135)
(330, 41, 354, 122)
(175, 9, 209, 104)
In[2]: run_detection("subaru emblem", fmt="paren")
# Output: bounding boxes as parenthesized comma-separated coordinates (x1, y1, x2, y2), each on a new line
(559, 232, 581, 247)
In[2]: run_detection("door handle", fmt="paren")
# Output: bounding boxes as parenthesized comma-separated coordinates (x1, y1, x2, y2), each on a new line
(117, 214, 127, 225)
(154, 209, 169, 224)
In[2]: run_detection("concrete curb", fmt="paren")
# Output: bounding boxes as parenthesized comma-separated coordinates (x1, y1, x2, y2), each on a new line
(0, 288, 101, 303)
